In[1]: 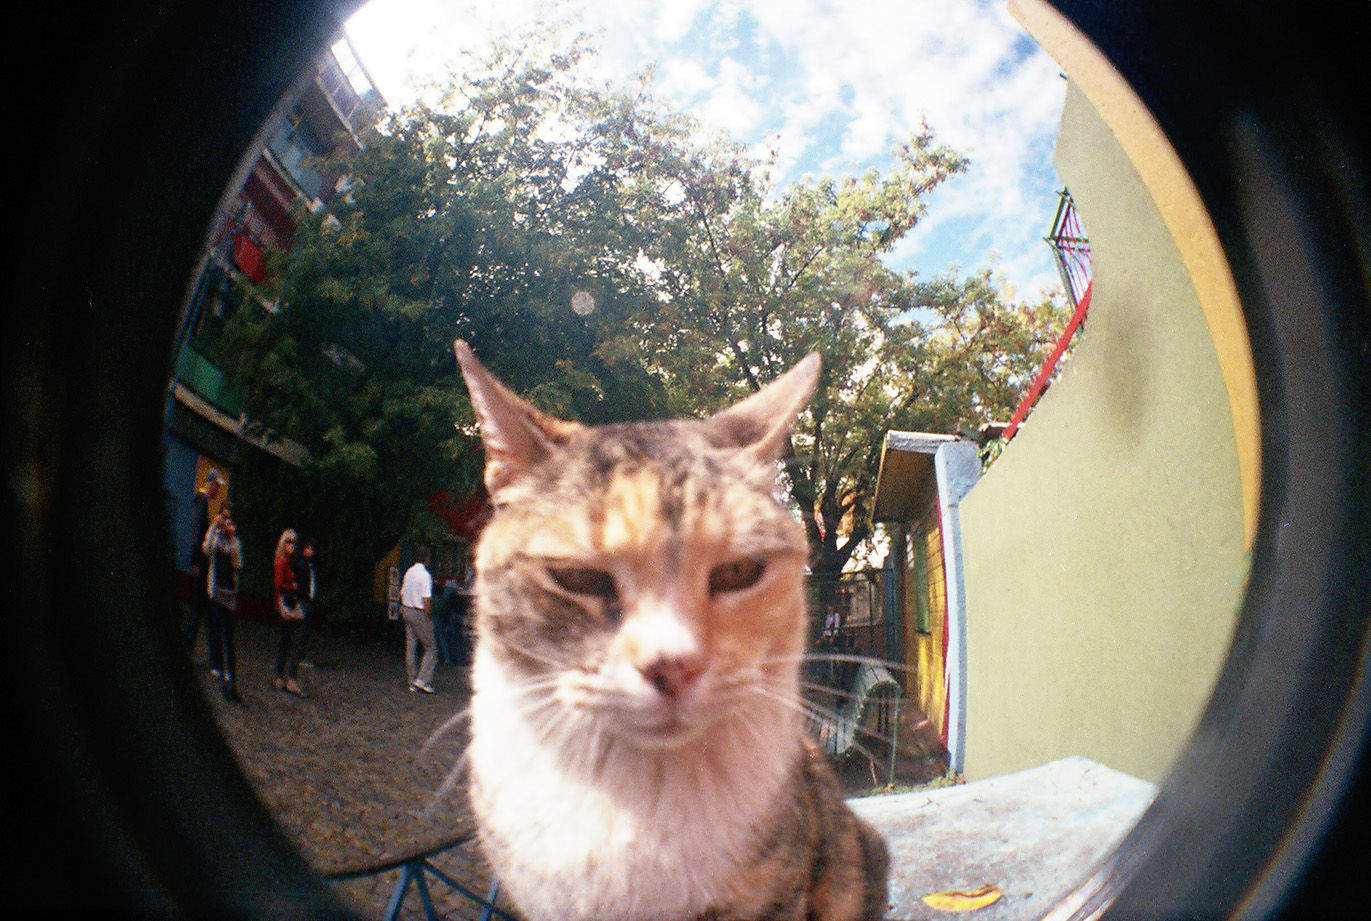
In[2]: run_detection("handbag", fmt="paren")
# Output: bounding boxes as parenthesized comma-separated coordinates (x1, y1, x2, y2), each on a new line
(278, 595, 305, 621)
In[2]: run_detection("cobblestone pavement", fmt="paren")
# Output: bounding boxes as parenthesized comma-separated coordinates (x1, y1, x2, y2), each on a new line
(195, 620, 948, 920)
(197, 618, 508, 920)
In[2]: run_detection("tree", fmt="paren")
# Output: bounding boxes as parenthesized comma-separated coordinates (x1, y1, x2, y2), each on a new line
(578, 96, 1070, 578)
(217, 24, 1071, 614)
(215, 29, 672, 618)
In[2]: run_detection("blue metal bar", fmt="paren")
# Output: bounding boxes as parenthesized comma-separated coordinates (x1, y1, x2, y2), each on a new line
(383, 861, 416, 921)
(416, 862, 517, 921)
(327, 833, 514, 920)
(412, 861, 438, 921)
(478, 877, 502, 921)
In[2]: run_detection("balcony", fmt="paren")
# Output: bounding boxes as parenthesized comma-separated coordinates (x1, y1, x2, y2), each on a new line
(266, 120, 327, 202)
(177, 345, 243, 417)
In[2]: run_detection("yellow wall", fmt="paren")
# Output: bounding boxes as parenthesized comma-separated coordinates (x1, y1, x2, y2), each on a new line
(904, 515, 949, 741)
(195, 456, 229, 520)
(374, 543, 401, 606)
(957, 6, 1254, 783)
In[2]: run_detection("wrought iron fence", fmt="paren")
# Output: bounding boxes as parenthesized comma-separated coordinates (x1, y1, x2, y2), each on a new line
(327, 835, 516, 921)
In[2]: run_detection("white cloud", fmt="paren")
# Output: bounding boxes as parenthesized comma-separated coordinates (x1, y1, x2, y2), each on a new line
(345, 0, 1069, 297)
(656, 56, 716, 100)
(649, 0, 710, 43)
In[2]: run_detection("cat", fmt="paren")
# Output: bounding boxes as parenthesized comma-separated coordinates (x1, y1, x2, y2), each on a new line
(454, 339, 889, 921)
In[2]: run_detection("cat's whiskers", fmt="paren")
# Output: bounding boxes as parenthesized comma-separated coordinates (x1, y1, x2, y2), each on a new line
(427, 746, 474, 817)
(515, 688, 571, 744)
(746, 683, 898, 785)
(502, 671, 566, 700)
(730, 702, 797, 775)
(746, 682, 835, 733)
(758, 650, 913, 676)
(425, 679, 569, 811)
(586, 721, 616, 783)
(797, 679, 897, 706)
(489, 652, 676, 757)
(489, 633, 578, 674)
(422, 705, 474, 757)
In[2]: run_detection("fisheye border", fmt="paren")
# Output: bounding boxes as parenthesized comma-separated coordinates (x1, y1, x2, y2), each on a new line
(6, 0, 1367, 918)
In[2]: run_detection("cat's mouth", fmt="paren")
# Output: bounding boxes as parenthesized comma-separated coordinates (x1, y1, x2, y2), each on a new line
(601, 684, 708, 748)
(558, 672, 722, 750)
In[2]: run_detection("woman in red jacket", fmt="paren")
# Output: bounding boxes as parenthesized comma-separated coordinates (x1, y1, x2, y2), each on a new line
(273, 528, 306, 697)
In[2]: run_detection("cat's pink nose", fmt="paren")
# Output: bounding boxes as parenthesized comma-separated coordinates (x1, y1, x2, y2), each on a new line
(639, 654, 704, 698)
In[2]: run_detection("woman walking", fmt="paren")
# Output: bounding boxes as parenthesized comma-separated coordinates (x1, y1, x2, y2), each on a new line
(203, 502, 243, 703)
(273, 528, 307, 697)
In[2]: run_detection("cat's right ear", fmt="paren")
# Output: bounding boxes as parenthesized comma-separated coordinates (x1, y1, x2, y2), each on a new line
(707, 352, 821, 462)
(454, 340, 582, 499)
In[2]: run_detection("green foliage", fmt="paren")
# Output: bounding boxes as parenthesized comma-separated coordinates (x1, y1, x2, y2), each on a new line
(979, 437, 1009, 473)
(577, 90, 1070, 575)
(219, 22, 1072, 615)
(218, 27, 671, 616)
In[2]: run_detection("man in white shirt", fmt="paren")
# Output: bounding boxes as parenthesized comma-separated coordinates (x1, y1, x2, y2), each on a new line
(400, 546, 437, 693)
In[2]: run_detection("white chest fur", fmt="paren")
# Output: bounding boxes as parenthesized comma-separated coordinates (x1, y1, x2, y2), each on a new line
(466, 650, 800, 921)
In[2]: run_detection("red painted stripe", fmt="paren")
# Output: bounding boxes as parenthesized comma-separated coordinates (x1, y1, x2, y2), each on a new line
(1003, 281, 1094, 442)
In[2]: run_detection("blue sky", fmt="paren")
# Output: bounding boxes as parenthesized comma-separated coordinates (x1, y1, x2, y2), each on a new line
(346, 0, 1068, 300)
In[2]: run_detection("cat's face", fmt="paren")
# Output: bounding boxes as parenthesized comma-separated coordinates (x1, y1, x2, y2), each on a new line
(456, 342, 820, 752)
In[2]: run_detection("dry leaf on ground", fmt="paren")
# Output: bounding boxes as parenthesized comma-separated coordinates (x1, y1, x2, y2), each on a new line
(920, 884, 1004, 911)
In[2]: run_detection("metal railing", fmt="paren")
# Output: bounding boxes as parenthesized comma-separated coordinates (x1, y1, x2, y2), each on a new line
(1001, 189, 1095, 444)
(1047, 188, 1092, 308)
(327, 835, 516, 921)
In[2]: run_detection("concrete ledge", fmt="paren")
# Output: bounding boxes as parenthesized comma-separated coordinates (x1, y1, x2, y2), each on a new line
(850, 757, 1155, 920)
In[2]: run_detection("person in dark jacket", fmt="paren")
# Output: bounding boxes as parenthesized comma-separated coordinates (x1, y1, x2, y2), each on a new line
(434, 579, 460, 665)
(203, 501, 243, 702)
(294, 536, 318, 669)
(185, 468, 222, 658)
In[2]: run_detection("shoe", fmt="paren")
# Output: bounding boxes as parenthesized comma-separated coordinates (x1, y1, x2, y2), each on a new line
(210, 668, 223, 680)
(414, 681, 436, 694)
(284, 680, 306, 698)
(274, 677, 286, 691)
(407, 680, 417, 692)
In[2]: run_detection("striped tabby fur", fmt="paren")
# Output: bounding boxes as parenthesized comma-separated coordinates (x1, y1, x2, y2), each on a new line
(455, 341, 888, 921)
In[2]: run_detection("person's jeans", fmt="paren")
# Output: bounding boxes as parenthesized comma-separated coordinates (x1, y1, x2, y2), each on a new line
(185, 588, 210, 654)
(402, 605, 437, 687)
(275, 618, 304, 680)
(207, 600, 237, 681)
(433, 608, 453, 663)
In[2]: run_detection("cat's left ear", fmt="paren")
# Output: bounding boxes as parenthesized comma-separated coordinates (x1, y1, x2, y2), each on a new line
(707, 353, 821, 461)
(454, 340, 583, 498)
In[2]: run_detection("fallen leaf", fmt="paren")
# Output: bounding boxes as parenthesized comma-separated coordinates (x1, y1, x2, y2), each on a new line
(920, 884, 1004, 911)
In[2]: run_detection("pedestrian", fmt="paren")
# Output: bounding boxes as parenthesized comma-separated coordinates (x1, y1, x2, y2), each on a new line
(295, 536, 318, 669)
(400, 546, 437, 694)
(185, 468, 222, 658)
(820, 601, 846, 687)
(273, 529, 307, 697)
(434, 578, 460, 664)
(203, 501, 243, 703)
(823, 603, 842, 642)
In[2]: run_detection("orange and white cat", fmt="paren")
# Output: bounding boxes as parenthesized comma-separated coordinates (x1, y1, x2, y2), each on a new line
(455, 340, 888, 921)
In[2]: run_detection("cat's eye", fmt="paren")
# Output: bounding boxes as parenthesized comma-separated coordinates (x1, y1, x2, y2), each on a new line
(548, 566, 618, 599)
(708, 558, 765, 594)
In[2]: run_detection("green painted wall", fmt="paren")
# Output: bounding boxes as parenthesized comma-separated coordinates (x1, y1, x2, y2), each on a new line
(958, 81, 1247, 783)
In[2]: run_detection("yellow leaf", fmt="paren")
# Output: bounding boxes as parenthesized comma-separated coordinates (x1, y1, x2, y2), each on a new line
(920, 884, 1004, 911)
